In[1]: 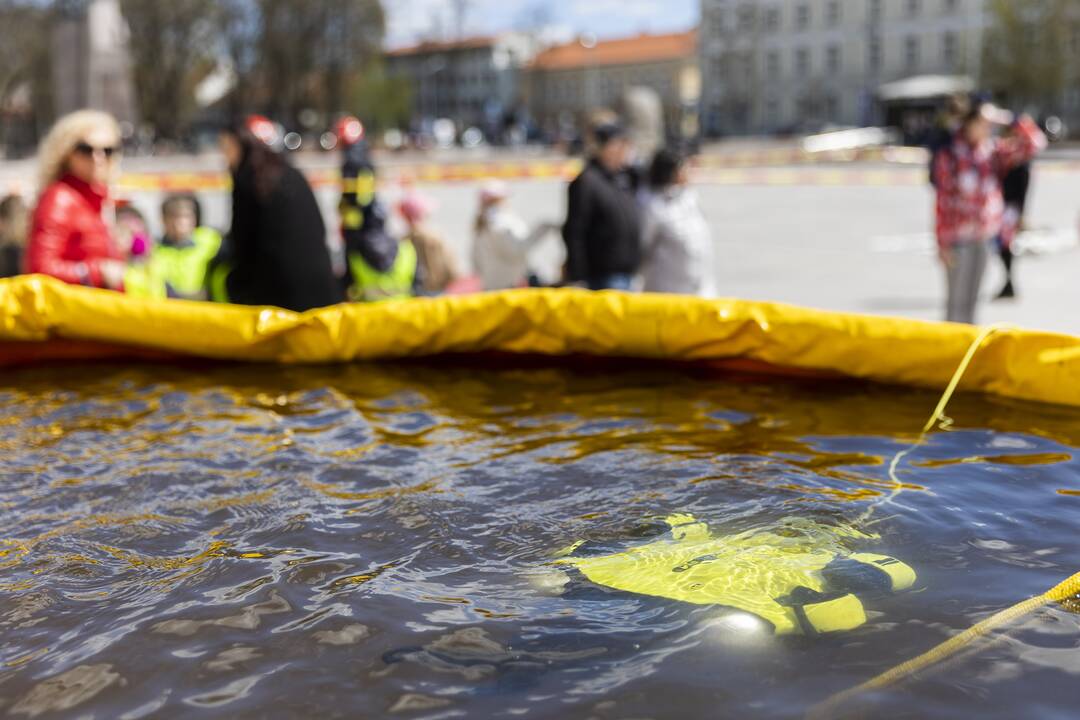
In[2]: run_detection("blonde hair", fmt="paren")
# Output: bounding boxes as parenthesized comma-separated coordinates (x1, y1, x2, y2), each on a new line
(37, 110, 121, 190)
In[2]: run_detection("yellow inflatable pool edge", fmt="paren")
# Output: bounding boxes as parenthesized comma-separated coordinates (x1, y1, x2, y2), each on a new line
(3, 274, 1080, 409)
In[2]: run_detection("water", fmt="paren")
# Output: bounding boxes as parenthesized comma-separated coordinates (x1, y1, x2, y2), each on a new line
(0, 360, 1077, 719)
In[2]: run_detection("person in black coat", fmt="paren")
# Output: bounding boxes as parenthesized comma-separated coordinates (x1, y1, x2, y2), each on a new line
(995, 159, 1031, 300)
(562, 122, 643, 291)
(0, 193, 28, 278)
(216, 116, 344, 312)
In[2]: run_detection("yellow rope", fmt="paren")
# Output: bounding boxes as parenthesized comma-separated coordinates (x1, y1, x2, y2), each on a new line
(810, 573, 1080, 718)
(813, 323, 1080, 717)
(861, 323, 1008, 524)
(920, 323, 1009, 434)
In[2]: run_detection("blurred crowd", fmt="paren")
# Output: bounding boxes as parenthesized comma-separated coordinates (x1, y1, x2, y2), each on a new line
(0, 100, 1047, 325)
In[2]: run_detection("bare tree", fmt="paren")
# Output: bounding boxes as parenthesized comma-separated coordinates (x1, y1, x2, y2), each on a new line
(0, 2, 43, 104)
(4, 0, 387, 146)
(982, 0, 1073, 112)
(0, 1, 53, 154)
(255, 0, 385, 127)
(216, 0, 261, 118)
(119, 0, 221, 140)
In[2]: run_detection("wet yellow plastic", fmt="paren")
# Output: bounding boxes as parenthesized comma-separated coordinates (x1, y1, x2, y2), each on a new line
(2, 275, 1080, 409)
(556, 515, 911, 636)
(848, 553, 918, 591)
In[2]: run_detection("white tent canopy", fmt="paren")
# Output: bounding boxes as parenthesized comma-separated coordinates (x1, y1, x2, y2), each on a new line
(877, 75, 975, 103)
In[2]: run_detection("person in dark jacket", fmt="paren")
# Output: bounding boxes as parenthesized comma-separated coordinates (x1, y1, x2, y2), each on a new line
(994, 146, 1031, 301)
(335, 115, 421, 301)
(216, 116, 343, 312)
(0, 194, 28, 278)
(562, 122, 643, 291)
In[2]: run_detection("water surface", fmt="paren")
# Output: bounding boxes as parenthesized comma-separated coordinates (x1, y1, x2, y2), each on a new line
(0, 361, 1077, 719)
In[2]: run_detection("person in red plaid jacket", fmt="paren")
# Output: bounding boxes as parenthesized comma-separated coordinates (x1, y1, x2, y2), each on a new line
(932, 103, 1046, 324)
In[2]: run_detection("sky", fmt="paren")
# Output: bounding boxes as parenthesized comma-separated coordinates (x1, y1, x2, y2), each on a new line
(385, 0, 700, 48)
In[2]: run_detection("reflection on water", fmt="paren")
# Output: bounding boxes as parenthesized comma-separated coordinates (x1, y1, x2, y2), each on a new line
(0, 361, 1077, 719)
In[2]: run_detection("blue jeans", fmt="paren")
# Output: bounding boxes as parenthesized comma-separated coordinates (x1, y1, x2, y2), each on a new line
(587, 274, 634, 291)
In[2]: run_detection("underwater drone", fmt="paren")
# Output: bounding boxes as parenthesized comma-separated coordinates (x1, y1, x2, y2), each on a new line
(538, 514, 916, 636)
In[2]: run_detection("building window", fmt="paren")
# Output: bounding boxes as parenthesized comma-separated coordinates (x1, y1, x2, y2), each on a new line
(737, 5, 755, 31)
(905, 36, 920, 70)
(827, 45, 841, 73)
(868, 37, 883, 72)
(869, 0, 883, 23)
(1024, 22, 1038, 48)
(767, 50, 780, 79)
(738, 52, 755, 79)
(710, 9, 726, 37)
(765, 7, 780, 32)
(767, 98, 780, 126)
(827, 1, 841, 26)
(796, 4, 810, 30)
(712, 56, 729, 82)
(796, 48, 810, 77)
(943, 32, 957, 67)
(944, 0, 959, 13)
(906, 0, 920, 17)
(826, 95, 840, 121)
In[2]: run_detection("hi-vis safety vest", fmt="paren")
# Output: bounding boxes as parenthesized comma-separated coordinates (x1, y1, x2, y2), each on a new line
(123, 261, 168, 300)
(153, 227, 222, 299)
(553, 514, 916, 636)
(348, 241, 417, 303)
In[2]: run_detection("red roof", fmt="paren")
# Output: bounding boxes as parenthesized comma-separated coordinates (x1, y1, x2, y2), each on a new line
(530, 30, 697, 72)
(386, 36, 498, 57)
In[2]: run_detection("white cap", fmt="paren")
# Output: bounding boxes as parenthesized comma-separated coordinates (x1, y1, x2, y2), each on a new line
(479, 180, 510, 203)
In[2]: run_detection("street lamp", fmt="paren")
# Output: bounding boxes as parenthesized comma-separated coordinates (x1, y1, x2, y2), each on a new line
(580, 33, 598, 127)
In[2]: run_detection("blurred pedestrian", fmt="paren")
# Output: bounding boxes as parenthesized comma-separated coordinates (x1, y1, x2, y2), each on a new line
(27, 110, 125, 289)
(473, 180, 557, 291)
(336, 116, 425, 301)
(344, 194, 418, 302)
(399, 190, 460, 297)
(0, 193, 28, 278)
(927, 94, 970, 187)
(114, 204, 166, 299)
(640, 149, 715, 297)
(562, 121, 643, 291)
(156, 194, 221, 301)
(993, 128, 1032, 301)
(932, 104, 1046, 324)
(216, 116, 343, 312)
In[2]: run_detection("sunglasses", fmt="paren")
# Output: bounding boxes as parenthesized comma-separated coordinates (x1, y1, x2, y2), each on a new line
(73, 142, 119, 158)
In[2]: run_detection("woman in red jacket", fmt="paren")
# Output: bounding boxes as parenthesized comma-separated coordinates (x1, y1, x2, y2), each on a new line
(27, 110, 125, 289)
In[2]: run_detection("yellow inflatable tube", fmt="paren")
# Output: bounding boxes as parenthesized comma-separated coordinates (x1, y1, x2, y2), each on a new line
(3, 274, 1080, 408)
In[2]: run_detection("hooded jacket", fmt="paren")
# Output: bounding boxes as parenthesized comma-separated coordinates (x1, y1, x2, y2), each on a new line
(225, 156, 343, 312)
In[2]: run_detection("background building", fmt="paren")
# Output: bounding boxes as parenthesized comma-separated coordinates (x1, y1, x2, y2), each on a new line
(385, 34, 537, 135)
(52, 0, 138, 126)
(699, 0, 990, 137)
(525, 31, 700, 143)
